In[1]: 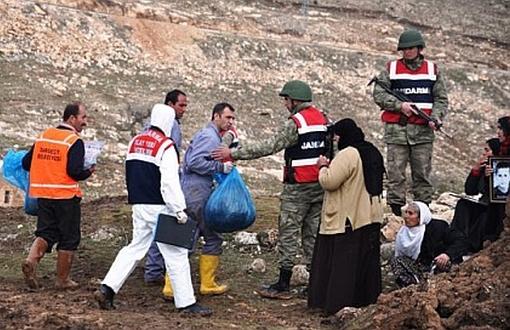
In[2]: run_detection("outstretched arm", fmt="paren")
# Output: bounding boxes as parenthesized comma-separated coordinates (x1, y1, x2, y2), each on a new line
(212, 119, 298, 161)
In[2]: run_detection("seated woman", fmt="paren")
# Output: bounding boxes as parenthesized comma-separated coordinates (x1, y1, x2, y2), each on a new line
(451, 116, 510, 252)
(308, 118, 385, 315)
(450, 138, 500, 252)
(392, 201, 468, 288)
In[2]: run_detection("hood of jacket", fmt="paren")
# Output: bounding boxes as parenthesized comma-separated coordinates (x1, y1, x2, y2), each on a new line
(150, 104, 175, 137)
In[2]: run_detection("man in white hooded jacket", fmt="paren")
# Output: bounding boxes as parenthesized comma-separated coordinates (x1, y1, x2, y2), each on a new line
(95, 104, 211, 316)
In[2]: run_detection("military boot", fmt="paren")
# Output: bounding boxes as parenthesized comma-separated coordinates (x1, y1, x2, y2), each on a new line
(22, 237, 48, 289)
(55, 250, 79, 290)
(257, 268, 292, 300)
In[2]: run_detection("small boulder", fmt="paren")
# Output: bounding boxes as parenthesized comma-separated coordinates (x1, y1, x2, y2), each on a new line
(290, 264, 309, 286)
(234, 231, 259, 245)
(249, 258, 266, 273)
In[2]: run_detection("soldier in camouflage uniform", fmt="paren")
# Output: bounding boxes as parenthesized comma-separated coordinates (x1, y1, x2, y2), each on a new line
(372, 30, 448, 216)
(212, 80, 328, 299)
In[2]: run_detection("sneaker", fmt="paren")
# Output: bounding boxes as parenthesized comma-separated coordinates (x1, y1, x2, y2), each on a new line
(179, 303, 212, 317)
(95, 284, 115, 310)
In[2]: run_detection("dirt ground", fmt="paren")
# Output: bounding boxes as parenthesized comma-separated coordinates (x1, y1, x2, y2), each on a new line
(1, 196, 509, 329)
(0, 196, 335, 329)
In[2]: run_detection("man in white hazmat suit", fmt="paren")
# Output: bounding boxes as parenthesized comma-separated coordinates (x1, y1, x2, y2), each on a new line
(95, 104, 211, 316)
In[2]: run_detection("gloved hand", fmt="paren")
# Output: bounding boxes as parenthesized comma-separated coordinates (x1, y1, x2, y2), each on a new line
(176, 210, 188, 224)
(223, 161, 234, 174)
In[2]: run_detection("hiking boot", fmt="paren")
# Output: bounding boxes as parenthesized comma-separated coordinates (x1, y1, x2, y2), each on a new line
(257, 268, 292, 300)
(95, 284, 115, 310)
(179, 303, 213, 317)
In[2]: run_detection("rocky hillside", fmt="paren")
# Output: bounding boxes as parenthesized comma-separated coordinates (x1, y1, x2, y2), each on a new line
(1, 0, 509, 199)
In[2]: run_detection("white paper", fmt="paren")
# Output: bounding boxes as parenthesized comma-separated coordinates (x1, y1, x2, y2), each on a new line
(84, 140, 104, 169)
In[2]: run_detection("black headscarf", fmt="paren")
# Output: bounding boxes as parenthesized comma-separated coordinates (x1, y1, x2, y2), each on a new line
(486, 138, 500, 155)
(333, 118, 385, 196)
(497, 116, 510, 156)
(498, 116, 510, 136)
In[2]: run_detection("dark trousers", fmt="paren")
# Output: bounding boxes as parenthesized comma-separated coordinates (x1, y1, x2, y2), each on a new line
(450, 199, 487, 252)
(36, 197, 81, 251)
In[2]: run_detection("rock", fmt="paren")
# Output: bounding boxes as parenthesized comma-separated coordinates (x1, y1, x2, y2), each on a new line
(290, 264, 308, 286)
(430, 202, 455, 223)
(249, 258, 266, 273)
(381, 215, 403, 242)
(234, 231, 259, 245)
(380, 242, 395, 262)
(257, 229, 278, 248)
(89, 227, 118, 241)
(435, 192, 459, 208)
(334, 306, 363, 323)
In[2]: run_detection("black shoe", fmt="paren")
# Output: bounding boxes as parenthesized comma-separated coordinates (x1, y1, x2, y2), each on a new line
(95, 284, 115, 310)
(179, 303, 212, 317)
(390, 204, 403, 216)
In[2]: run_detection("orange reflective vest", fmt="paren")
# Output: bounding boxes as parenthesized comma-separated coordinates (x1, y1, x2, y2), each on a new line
(29, 127, 83, 199)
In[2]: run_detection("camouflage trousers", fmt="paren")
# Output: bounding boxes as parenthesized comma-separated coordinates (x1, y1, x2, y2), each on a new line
(278, 184, 323, 271)
(386, 142, 434, 206)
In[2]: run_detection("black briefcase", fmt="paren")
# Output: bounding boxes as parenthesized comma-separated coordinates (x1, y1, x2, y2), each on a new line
(154, 213, 198, 250)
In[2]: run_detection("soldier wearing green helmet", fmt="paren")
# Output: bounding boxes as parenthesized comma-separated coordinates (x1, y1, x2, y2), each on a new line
(212, 80, 329, 299)
(279, 80, 313, 102)
(372, 29, 449, 216)
(397, 29, 425, 50)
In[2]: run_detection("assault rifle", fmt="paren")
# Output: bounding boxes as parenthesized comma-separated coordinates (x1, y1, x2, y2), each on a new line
(325, 122, 336, 161)
(368, 76, 453, 140)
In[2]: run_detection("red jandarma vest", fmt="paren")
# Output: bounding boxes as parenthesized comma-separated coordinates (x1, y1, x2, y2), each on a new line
(381, 59, 437, 125)
(283, 106, 328, 184)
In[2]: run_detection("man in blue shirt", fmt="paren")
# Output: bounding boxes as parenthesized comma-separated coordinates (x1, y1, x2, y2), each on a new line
(162, 102, 235, 299)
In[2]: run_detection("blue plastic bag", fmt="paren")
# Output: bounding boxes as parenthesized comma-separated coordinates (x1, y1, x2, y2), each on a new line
(2, 149, 38, 215)
(205, 167, 256, 233)
(24, 191, 38, 216)
(2, 149, 28, 191)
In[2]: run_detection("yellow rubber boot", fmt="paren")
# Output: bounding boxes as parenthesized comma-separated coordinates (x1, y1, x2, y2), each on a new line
(162, 273, 173, 301)
(199, 255, 228, 295)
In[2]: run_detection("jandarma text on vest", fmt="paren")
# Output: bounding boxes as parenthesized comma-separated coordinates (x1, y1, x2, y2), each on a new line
(301, 141, 326, 150)
(394, 87, 430, 95)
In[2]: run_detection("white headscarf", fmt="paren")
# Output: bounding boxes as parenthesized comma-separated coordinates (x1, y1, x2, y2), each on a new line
(395, 201, 432, 260)
(150, 104, 175, 137)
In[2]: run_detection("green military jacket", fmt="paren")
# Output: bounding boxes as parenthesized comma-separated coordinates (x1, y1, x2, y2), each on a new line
(231, 102, 324, 203)
(372, 55, 449, 145)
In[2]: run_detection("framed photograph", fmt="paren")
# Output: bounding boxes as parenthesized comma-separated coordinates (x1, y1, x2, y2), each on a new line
(489, 156, 510, 203)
